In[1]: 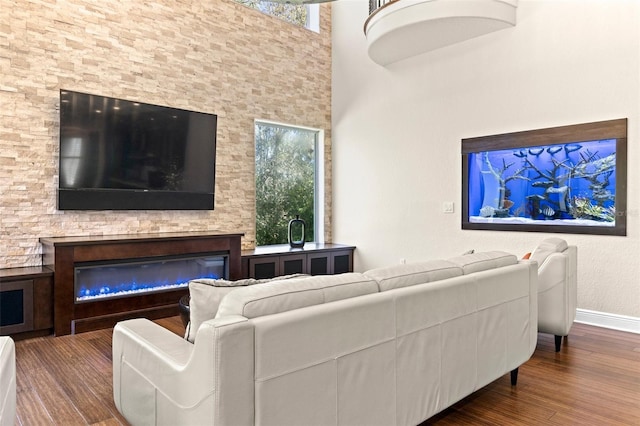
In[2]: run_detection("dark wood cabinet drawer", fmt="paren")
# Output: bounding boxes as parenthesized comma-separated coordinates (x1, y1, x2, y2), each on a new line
(0, 267, 53, 338)
(242, 243, 355, 279)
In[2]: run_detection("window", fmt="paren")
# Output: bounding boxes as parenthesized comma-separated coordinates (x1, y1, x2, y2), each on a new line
(234, 1, 320, 32)
(255, 121, 324, 246)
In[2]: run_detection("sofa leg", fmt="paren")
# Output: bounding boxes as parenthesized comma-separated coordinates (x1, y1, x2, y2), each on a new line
(510, 368, 518, 386)
(554, 335, 562, 352)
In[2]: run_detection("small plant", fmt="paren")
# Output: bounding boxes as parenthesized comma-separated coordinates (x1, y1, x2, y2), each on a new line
(570, 196, 615, 222)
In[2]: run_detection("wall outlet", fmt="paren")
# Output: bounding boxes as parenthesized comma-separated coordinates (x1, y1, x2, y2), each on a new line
(400, 258, 406, 264)
(442, 201, 454, 214)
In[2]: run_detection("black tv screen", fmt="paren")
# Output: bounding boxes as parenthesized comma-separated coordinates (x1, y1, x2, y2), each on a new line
(58, 90, 217, 210)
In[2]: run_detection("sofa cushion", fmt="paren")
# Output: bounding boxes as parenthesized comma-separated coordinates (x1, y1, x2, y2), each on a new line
(185, 275, 307, 342)
(529, 238, 569, 266)
(447, 251, 518, 274)
(215, 273, 379, 319)
(364, 260, 463, 292)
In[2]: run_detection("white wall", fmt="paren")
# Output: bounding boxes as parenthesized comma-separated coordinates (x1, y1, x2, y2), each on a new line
(332, 0, 640, 319)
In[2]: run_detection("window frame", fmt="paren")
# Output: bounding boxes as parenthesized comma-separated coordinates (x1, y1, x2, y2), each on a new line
(254, 119, 325, 246)
(234, 1, 320, 33)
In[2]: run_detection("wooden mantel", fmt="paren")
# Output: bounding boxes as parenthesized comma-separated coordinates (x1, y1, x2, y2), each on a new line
(40, 231, 243, 336)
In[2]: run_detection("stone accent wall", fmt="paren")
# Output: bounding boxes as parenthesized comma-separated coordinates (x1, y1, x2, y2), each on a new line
(0, 0, 332, 267)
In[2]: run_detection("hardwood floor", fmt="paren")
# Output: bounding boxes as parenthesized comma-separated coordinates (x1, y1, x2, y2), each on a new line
(12, 317, 184, 426)
(425, 323, 640, 426)
(11, 320, 640, 425)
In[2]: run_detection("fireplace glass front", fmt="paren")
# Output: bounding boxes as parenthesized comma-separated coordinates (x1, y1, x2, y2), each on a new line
(74, 253, 228, 303)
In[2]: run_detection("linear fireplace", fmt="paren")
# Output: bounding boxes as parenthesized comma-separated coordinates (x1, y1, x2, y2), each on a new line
(40, 232, 242, 335)
(75, 253, 228, 303)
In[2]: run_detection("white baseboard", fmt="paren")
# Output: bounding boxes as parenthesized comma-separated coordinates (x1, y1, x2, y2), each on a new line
(575, 308, 640, 334)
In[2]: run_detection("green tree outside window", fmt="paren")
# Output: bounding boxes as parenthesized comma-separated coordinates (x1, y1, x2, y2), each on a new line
(255, 123, 316, 246)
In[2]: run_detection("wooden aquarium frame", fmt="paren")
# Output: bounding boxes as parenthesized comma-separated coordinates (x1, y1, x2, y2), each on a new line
(461, 119, 627, 236)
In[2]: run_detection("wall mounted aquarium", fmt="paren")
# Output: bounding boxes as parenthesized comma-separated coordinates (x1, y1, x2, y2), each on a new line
(462, 119, 627, 236)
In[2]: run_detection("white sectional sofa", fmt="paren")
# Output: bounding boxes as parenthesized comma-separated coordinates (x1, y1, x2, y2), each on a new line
(0, 336, 16, 426)
(113, 251, 538, 426)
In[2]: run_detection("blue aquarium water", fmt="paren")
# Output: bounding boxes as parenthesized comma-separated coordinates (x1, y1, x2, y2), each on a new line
(467, 138, 617, 226)
(74, 255, 227, 303)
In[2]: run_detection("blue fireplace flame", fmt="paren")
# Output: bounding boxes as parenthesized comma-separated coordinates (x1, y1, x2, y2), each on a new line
(75, 255, 227, 303)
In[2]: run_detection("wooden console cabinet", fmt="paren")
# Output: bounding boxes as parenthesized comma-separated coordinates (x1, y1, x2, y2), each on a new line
(40, 232, 243, 336)
(241, 243, 355, 279)
(0, 267, 53, 339)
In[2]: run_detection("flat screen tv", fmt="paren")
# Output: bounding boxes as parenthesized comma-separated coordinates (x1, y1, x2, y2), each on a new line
(58, 90, 217, 210)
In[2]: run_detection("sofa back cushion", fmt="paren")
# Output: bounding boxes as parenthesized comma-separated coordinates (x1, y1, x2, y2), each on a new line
(529, 238, 569, 266)
(364, 260, 463, 292)
(447, 251, 517, 274)
(215, 273, 379, 319)
(186, 275, 308, 342)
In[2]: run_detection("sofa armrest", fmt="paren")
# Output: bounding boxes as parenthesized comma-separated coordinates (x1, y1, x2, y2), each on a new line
(113, 316, 254, 426)
(0, 336, 16, 426)
(518, 259, 539, 352)
(537, 252, 568, 294)
(113, 318, 197, 424)
(536, 248, 577, 336)
(113, 317, 194, 367)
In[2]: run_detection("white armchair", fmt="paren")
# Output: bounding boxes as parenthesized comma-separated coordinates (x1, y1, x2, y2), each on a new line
(0, 336, 16, 426)
(529, 238, 577, 352)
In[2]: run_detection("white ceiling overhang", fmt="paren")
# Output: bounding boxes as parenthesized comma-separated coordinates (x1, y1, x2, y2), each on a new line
(365, 0, 518, 66)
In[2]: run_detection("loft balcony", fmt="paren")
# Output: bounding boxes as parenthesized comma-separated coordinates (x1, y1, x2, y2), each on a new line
(364, 0, 518, 66)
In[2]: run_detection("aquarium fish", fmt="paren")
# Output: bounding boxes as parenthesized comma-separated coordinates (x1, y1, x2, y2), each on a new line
(546, 146, 563, 155)
(532, 180, 554, 188)
(540, 206, 556, 217)
(564, 144, 582, 154)
(513, 150, 527, 158)
(528, 148, 545, 156)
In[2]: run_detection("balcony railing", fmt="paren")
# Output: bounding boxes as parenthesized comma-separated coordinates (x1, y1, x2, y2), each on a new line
(369, 0, 396, 15)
